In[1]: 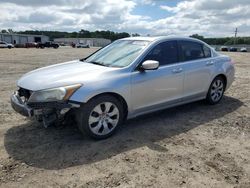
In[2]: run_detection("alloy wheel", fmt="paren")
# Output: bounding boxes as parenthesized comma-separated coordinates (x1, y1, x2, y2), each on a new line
(88, 102, 119, 136)
(210, 79, 224, 102)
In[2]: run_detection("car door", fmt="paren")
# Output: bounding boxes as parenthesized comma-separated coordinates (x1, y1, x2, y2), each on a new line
(131, 40, 184, 114)
(178, 40, 215, 100)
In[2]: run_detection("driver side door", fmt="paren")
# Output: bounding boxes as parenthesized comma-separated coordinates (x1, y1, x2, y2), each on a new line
(131, 40, 184, 115)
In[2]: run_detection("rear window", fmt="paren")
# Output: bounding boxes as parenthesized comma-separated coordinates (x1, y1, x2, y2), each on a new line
(179, 41, 204, 61)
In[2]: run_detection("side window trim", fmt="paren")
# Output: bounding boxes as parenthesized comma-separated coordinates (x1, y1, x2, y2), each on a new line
(201, 44, 206, 58)
(177, 40, 184, 62)
(202, 44, 212, 58)
(133, 40, 190, 72)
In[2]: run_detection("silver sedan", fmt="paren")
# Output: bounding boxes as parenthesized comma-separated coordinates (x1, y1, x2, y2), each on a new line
(11, 36, 235, 139)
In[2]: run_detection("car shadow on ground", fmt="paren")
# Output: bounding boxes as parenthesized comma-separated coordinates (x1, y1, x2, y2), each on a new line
(4, 96, 243, 170)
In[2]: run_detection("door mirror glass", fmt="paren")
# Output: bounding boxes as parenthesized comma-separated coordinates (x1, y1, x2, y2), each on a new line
(141, 60, 159, 71)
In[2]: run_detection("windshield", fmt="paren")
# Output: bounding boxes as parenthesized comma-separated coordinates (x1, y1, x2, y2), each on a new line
(85, 40, 150, 67)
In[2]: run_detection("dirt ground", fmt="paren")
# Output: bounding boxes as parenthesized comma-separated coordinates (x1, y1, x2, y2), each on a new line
(0, 47, 249, 188)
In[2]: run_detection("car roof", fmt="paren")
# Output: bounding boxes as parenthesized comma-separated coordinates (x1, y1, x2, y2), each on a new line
(120, 36, 204, 43)
(120, 36, 160, 42)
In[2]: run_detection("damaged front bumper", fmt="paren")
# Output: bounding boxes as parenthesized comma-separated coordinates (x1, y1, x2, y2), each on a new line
(11, 92, 33, 117)
(10, 91, 79, 127)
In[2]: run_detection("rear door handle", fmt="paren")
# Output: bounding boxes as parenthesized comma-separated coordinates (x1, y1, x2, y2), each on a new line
(172, 68, 183, 73)
(206, 61, 214, 66)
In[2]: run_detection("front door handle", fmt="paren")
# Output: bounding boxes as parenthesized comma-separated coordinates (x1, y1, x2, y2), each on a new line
(206, 61, 214, 66)
(172, 68, 183, 73)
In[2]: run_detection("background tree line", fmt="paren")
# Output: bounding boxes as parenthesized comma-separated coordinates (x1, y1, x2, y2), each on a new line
(1, 29, 137, 41)
(1, 29, 250, 44)
(190, 34, 250, 45)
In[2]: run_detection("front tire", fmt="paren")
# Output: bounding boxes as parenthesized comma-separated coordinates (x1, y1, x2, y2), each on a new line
(76, 95, 124, 139)
(206, 76, 225, 105)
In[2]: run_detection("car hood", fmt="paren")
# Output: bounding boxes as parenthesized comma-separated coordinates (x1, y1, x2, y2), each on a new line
(17, 60, 115, 91)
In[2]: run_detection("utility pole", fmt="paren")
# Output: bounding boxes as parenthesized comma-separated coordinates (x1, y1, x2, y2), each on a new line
(234, 28, 238, 45)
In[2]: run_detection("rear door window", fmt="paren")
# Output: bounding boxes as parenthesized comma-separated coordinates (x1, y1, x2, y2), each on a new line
(143, 41, 179, 66)
(203, 45, 211, 58)
(178, 41, 205, 61)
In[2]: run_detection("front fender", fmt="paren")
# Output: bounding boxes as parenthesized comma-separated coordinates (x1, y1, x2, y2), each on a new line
(70, 86, 129, 103)
(69, 76, 132, 111)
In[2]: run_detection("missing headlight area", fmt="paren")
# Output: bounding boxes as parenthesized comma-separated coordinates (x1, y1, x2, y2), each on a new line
(18, 87, 31, 101)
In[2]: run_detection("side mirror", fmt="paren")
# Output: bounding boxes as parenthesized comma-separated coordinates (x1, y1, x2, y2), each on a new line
(140, 60, 159, 71)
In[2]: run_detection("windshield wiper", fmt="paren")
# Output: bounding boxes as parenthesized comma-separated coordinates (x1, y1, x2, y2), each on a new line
(89, 61, 108, 67)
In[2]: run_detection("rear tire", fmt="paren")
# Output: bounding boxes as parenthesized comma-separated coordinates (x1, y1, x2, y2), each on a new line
(206, 76, 225, 105)
(76, 95, 124, 139)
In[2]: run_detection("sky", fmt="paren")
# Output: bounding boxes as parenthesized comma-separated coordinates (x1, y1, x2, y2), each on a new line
(0, 0, 250, 37)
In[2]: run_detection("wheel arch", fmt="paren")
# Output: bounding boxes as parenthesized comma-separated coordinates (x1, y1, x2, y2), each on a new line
(86, 92, 128, 120)
(213, 74, 227, 89)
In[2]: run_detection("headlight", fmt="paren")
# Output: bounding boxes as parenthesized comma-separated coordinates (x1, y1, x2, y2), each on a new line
(28, 84, 82, 103)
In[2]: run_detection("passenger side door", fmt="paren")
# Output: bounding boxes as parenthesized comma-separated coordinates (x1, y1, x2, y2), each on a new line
(178, 40, 215, 100)
(131, 40, 184, 114)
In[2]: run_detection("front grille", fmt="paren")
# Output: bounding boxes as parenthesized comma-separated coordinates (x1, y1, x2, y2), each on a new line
(18, 88, 31, 100)
(28, 101, 71, 109)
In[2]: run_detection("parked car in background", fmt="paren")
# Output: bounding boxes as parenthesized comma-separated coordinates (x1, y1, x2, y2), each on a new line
(71, 42, 76, 48)
(220, 46, 229, 51)
(229, 47, 237, 52)
(25, 42, 38, 48)
(37, 41, 59, 49)
(11, 36, 235, 139)
(210, 46, 217, 51)
(240, 47, 247, 52)
(76, 43, 90, 48)
(14, 44, 25, 48)
(0, 41, 14, 49)
(59, 43, 66, 46)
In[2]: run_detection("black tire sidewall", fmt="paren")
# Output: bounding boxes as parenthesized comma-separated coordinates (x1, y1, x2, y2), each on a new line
(206, 76, 225, 105)
(77, 95, 124, 139)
